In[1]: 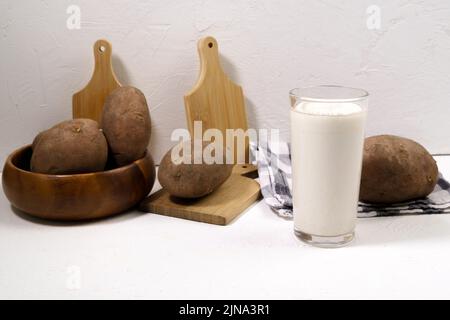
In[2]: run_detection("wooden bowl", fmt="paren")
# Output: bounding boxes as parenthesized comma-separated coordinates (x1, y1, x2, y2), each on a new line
(2, 145, 155, 221)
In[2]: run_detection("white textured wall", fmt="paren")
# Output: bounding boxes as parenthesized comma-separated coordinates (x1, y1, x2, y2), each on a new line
(1, 0, 450, 167)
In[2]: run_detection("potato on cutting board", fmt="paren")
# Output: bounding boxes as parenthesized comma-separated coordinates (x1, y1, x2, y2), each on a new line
(158, 140, 234, 199)
(359, 135, 438, 204)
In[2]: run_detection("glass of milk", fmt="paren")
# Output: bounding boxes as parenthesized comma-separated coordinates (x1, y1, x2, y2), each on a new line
(289, 85, 368, 247)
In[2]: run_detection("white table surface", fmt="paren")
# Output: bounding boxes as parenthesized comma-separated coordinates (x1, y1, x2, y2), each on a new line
(1, 157, 450, 300)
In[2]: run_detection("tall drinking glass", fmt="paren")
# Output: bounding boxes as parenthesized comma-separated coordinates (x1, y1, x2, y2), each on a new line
(289, 85, 368, 247)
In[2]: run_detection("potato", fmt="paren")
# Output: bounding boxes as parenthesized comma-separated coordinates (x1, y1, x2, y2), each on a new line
(31, 119, 108, 174)
(158, 140, 234, 198)
(102, 86, 151, 166)
(359, 135, 438, 203)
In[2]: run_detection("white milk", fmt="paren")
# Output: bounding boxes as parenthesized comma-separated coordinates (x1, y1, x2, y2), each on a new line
(291, 101, 366, 238)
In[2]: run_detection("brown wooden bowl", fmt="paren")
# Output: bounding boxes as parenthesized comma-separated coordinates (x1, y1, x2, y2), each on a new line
(2, 145, 155, 221)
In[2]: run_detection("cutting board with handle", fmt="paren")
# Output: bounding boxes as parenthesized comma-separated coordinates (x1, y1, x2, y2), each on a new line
(140, 36, 260, 225)
(73, 39, 121, 124)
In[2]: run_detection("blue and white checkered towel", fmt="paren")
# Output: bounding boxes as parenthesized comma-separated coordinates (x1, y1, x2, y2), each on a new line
(250, 141, 450, 218)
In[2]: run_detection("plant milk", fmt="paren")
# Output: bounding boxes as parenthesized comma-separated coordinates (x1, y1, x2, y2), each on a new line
(291, 101, 366, 237)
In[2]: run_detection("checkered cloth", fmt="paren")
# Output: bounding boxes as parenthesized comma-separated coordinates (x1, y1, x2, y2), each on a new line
(250, 141, 450, 218)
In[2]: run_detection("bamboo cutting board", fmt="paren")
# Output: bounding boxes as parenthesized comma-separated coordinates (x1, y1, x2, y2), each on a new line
(140, 165, 259, 225)
(184, 36, 250, 162)
(140, 36, 260, 225)
(73, 39, 121, 124)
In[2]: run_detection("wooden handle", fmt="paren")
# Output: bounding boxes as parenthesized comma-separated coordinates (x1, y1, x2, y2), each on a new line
(72, 39, 121, 124)
(91, 39, 117, 85)
(197, 36, 224, 77)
